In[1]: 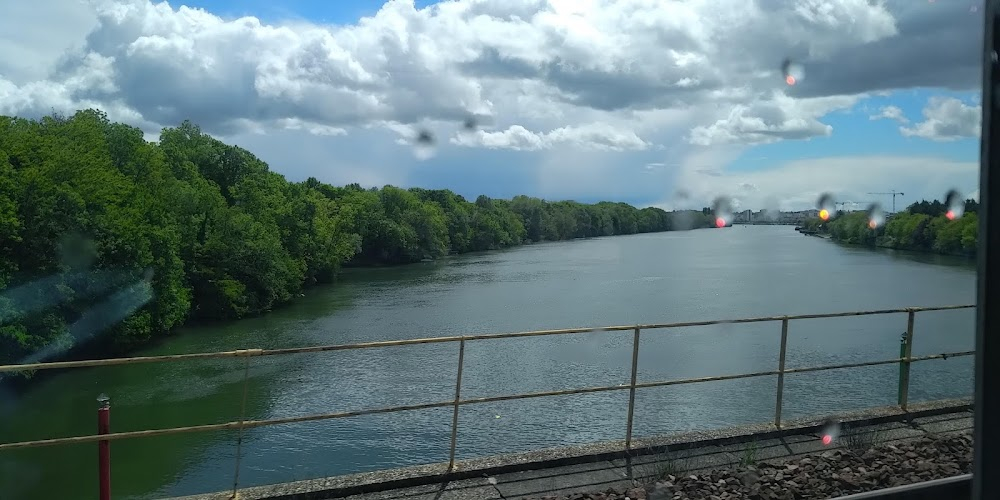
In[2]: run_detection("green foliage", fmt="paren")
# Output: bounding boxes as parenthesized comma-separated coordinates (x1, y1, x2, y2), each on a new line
(806, 199, 979, 257)
(0, 110, 715, 364)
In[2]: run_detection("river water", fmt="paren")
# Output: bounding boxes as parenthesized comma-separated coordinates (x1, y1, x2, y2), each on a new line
(0, 226, 977, 499)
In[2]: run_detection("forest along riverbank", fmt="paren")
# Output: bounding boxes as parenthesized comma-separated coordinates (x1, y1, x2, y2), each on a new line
(798, 199, 978, 257)
(0, 110, 717, 368)
(0, 225, 977, 500)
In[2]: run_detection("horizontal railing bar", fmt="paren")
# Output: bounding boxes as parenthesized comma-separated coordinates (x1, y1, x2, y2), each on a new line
(0, 400, 457, 450)
(784, 351, 975, 376)
(0, 349, 265, 374)
(0, 305, 974, 374)
(631, 351, 974, 390)
(0, 350, 972, 451)
(636, 304, 973, 330)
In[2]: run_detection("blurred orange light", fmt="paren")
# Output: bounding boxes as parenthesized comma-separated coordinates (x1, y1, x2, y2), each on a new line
(785, 75, 796, 86)
(868, 220, 877, 229)
(819, 209, 830, 220)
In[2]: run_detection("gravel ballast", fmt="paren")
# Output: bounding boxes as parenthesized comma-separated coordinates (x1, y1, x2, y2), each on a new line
(529, 432, 972, 500)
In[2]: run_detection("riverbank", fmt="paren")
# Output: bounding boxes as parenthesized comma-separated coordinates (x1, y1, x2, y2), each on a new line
(3, 110, 726, 367)
(0, 226, 722, 380)
(799, 210, 978, 258)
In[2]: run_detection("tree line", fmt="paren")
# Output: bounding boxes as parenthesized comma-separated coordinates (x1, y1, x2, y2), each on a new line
(0, 110, 716, 364)
(803, 198, 979, 256)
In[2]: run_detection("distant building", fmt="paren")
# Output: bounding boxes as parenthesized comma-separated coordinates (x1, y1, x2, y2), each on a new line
(731, 208, 818, 225)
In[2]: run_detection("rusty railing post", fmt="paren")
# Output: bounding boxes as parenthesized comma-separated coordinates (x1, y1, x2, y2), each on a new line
(447, 337, 466, 471)
(625, 326, 641, 449)
(230, 355, 252, 500)
(774, 318, 789, 428)
(899, 309, 916, 410)
(897, 331, 908, 405)
(97, 394, 111, 500)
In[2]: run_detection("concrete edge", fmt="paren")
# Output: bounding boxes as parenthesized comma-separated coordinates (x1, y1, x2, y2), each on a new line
(169, 397, 972, 500)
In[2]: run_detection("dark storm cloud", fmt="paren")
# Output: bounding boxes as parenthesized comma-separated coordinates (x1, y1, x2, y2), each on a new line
(789, 1, 982, 98)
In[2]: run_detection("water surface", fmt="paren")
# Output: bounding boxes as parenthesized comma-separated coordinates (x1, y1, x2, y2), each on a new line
(0, 226, 976, 499)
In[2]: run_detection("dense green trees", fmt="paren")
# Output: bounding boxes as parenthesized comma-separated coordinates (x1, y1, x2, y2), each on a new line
(0, 110, 713, 364)
(807, 199, 979, 256)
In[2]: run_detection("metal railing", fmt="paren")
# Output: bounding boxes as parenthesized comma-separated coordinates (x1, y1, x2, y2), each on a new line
(0, 304, 976, 495)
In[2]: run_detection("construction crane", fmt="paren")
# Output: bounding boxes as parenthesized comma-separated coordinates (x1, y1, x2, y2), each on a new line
(867, 190, 905, 213)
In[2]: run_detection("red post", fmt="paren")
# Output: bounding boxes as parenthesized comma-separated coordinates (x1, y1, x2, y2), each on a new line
(97, 394, 111, 500)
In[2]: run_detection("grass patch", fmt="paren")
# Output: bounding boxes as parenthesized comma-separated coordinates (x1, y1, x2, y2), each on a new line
(623, 445, 687, 486)
(840, 423, 887, 455)
(738, 439, 759, 467)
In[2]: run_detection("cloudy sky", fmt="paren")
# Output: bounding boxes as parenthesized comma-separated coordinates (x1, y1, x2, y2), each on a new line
(0, 0, 985, 211)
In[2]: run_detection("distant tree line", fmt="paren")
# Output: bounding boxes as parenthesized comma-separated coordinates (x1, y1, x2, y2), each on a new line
(0, 110, 716, 364)
(803, 198, 979, 256)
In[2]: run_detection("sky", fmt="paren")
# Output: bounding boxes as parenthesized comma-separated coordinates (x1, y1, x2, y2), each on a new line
(0, 0, 985, 211)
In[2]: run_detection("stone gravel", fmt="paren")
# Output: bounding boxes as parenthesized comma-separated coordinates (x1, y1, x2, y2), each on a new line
(529, 432, 972, 500)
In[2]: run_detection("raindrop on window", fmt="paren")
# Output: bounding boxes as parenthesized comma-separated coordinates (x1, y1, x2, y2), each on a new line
(867, 203, 886, 229)
(413, 128, 436, 160)
(462, 116, 478, 132)
(762, 195, 781, 222)
(712, 196, 734, 227)
(58, 231, 97, 270)
(781, 58, 805, 86)
(671, 190, 694, 230)
(945, 189, 966, 220)
(820, 418, 842, 445)
(816, 193, 837, 221)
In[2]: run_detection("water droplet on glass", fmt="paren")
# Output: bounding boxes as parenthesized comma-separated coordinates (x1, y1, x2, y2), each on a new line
(413, 128, 436, 160)
(671, 191, 694, 231)
(816, 193, 837, 221)
(58, 232, 97, 270)
(759, 195, 780, 222)
(781, 58, 805, 86)
(820, 418, 841, 445)
(945, 189, 966, 220)
(462, 116, 478, 132)
(867, 203, 886, 229)
(712, 196, 733, 227)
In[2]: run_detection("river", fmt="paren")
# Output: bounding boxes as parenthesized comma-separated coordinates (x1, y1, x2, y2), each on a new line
(0, 225, 977, 499)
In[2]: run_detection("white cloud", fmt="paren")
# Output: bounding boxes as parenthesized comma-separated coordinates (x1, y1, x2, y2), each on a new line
(0, 0, 985, 206)
(0, 0, 971, 141)
(452, 123, 649, 151)
(688, 93, 859, 146)
(900, 97, 981, 141)
(870, 105, 908, 124)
